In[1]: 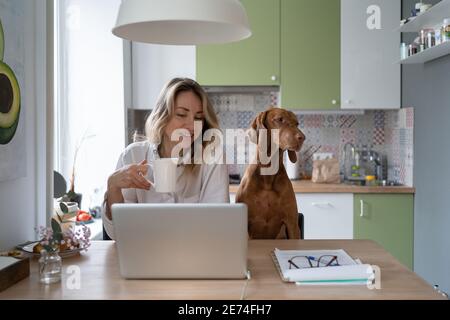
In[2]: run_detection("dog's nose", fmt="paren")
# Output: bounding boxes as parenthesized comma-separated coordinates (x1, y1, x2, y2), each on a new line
(296, 132, 305, 142)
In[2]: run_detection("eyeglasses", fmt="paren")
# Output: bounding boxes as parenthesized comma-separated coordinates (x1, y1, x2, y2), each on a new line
(288, 255, 340, 269)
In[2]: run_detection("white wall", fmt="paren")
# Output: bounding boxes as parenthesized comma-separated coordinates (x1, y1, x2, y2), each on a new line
(0, 0, 50, 250)
(402, 0, 450, 295)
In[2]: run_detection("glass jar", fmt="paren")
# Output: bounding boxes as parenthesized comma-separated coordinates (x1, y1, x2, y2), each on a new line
(400, 43, 408, 60)
(39, 249, 62, 284)
(419, 29, 427, 51)
(408, 43, 418, 56)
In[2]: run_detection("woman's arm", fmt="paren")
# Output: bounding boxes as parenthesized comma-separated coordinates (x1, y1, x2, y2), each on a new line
(104, 158, 152, 220)
(104, 185, 124, 221)
(102, 145, 153, 239)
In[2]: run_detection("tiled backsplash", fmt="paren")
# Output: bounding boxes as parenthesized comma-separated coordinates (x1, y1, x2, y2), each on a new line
(209, 91, 414, 187)
(127, 91, 414, 187)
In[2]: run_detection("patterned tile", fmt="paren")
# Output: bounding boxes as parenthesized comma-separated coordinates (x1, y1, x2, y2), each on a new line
(340, 128, 356, 145)
(399, 128, 410, 146)
(270, 92, 279, 107)
(339, 115, 357, 128)
(405, 165, 414, 186)
(219, 111, 238, 129)
(392, 146, 401, 167)
(373, 128, 385, 145)
(305, 115, 325, 128)
(236, 94, 256, 111)
(254, 95, 271, 111)
(355, 128, 373, 146)
(406, 108, 414, 129)
(324, 128, 340, 145)
(237, 111, 255, 129)
(374, 110, 385, 128)
(399, 165, 406, 184)
(384, 128, 394, 145)
(303, 128, 323, 145)
(323, 115, 339, 128)
(320, 145, 340, 159)
(297, 114, 306, 128)
(397, 109, 407, 128)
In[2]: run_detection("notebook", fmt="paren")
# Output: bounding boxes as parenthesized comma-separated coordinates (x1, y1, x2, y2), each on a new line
(272, 248, 374, 285)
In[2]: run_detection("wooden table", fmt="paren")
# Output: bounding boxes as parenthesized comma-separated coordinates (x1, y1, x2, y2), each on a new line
(0, 240, 444, 300)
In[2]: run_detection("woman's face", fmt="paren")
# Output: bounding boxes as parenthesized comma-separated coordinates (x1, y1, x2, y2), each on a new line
(164, 90, 204, 147)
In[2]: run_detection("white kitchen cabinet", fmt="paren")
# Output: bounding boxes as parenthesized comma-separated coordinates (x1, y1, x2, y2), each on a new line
(341, 0, 401, 109)
(296, 193, 354, 239)
(130, 43, 196, 110)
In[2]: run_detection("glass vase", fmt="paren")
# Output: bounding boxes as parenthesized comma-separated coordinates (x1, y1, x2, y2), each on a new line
(39, 249, 62, 284)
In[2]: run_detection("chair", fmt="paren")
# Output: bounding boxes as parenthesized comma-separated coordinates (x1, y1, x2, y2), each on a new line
(103, 226, 112, 240)
(298, 212, 304, 240)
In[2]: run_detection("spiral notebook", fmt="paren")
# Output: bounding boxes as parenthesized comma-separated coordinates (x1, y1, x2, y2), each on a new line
(271, 248, 374, 285)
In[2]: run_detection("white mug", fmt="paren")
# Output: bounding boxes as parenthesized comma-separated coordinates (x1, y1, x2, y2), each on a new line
(149, 158, 178, 193)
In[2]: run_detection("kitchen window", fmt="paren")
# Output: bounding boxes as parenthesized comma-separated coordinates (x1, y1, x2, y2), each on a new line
(54, 0, 125, 213)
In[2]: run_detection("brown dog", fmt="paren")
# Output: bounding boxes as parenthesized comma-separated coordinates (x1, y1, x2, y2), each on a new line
(236, 107, 305, 239)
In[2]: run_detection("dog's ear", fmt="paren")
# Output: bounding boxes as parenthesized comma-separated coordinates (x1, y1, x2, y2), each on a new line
(251, 110, 268, 131)
(247, 111, 268, 144)
(288, 150, 298, 163)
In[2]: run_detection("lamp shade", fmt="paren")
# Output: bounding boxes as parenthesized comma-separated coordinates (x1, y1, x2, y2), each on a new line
(112, 0, 252, 45)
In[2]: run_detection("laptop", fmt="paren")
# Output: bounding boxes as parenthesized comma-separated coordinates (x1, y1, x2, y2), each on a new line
(111, 203, 248, 279)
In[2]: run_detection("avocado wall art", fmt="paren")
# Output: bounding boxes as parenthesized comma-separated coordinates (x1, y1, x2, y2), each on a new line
(0, 0, 26, 182)
(0, 18, 21, 145)
(0, 19, 4, 60)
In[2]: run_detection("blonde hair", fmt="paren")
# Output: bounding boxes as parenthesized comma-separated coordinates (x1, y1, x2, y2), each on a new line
(141, 78, 220, 170)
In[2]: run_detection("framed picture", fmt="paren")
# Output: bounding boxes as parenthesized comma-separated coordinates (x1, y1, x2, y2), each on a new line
(0, 0, 26, 182)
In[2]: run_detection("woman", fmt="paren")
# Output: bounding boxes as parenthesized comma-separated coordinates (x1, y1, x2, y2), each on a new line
(103, 78, 230, 239)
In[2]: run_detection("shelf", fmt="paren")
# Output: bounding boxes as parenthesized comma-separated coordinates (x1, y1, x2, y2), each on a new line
(398, 0, 450, 32)
(399, 41, 450, 64)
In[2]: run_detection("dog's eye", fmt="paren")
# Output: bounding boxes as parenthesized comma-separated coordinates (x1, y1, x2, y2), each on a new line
(275, 117, 283, 123)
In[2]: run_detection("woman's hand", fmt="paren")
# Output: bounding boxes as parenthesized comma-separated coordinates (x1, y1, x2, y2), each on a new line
(107, 159, 153, 191)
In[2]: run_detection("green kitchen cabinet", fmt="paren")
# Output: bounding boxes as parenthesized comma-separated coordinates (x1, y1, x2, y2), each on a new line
(354, 194, 414, 269)
(280, 0, 340, 109)
(196, 0, 280, 86)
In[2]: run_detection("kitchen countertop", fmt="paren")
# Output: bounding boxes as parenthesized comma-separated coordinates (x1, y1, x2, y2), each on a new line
(229, 180, 415, 194)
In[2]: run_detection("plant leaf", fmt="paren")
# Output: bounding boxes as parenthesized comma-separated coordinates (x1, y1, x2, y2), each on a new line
(60, 202, 68, 214)
(51, 218, 62, 234)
